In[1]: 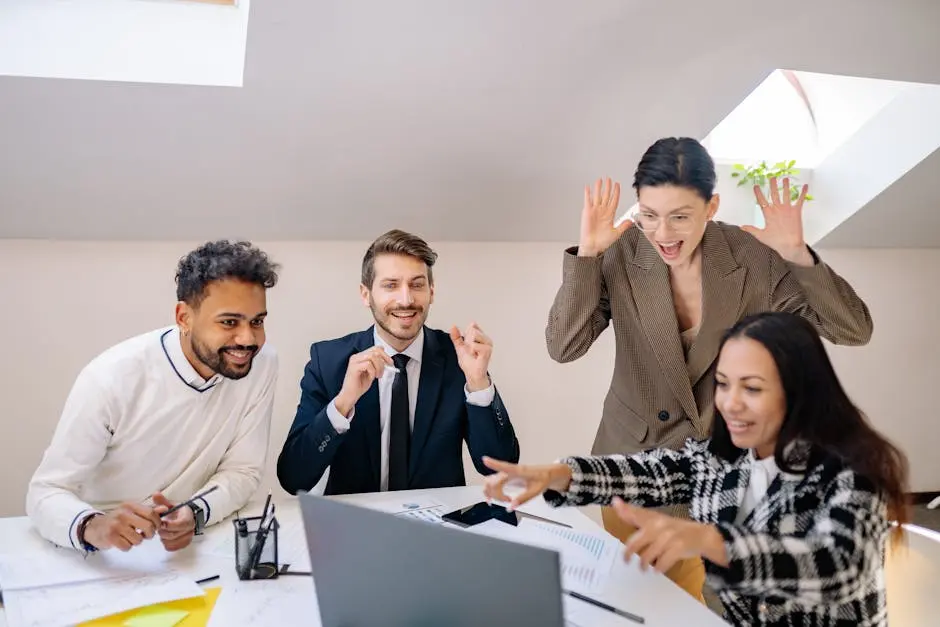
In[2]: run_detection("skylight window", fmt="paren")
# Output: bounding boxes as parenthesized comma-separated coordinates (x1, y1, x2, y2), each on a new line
(0, 0, 250, 87)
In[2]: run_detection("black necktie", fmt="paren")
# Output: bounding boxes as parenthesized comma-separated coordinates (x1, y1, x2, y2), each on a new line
(388, 353, 411, 491)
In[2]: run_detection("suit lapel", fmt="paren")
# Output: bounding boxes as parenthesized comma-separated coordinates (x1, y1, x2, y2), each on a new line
(686, 223, 746, 386)
(410, 328, 444, 479)
(626, 236, 698, 420)
(355, 329, 382, 490)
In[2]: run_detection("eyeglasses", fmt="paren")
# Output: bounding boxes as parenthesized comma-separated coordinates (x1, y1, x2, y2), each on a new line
(630, 210, 697, 234)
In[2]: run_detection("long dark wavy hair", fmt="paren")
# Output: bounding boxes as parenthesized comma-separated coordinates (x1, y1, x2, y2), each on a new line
(708, 312, 910, 531)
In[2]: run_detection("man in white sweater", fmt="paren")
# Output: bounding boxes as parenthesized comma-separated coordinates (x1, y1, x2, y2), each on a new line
(26, 240, 280, 553)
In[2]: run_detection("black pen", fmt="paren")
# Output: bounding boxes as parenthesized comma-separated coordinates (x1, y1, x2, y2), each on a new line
(196, 575, 220, 585)
(248, 515, 277, 573)
(259, 490, 272, 523)
(159, 486, 219, 518)
(565, 590, 644, 624)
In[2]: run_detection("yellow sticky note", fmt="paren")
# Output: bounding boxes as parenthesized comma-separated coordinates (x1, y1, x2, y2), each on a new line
(123, 607, 189, 627)
(78, 587, 222, 627)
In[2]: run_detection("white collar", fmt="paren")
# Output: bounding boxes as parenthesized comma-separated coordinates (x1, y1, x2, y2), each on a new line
(746, 445, 805, 480)
(162, 327, 222, 391)
(373, 326, 424, 364)
(747, 449, 780, 474)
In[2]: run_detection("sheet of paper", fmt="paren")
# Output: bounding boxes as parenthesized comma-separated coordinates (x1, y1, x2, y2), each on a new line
(396, 505, 445, 524)
(273, 520, 312, 572)
(206, 577, 317, 627)
(563, 594, 642, 627)
(465, 519, 620, 593)
(0, 538, 178, 592)
(2, 572, 204, 627)
(519, 519, 621, 567)
(365, 495, 444, 515)
(76, 587, 222, 627)
(122, 606, 189, 627)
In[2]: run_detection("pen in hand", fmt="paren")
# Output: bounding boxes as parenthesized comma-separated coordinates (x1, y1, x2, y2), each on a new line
(159, 485, 219, 518)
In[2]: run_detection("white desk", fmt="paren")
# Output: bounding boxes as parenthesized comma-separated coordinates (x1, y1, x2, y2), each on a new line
(0, 487, 729, 626)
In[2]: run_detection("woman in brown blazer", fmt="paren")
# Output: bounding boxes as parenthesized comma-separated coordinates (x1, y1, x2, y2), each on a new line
(545, 137, 872, 601)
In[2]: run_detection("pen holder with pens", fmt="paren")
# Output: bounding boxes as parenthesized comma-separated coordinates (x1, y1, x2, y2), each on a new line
(233, 514, 280, 580)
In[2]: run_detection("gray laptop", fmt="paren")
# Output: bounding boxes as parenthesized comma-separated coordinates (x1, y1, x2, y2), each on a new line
(299, 493, 565, 627)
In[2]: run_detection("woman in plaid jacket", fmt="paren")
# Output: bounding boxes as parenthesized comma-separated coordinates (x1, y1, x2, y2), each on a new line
(484, 312, 909, 626)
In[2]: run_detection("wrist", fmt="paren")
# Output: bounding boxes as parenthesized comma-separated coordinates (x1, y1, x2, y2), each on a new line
(186, 501, 206, 535)
(780, 244, 814, 267)
(577, 244, 600, 257)
(466, 375, 490, 393)
(550, 463, 573, 492)
(334, 392, 356, 418)
(78, 513, 103, 550)
(700, 524, 729, 567)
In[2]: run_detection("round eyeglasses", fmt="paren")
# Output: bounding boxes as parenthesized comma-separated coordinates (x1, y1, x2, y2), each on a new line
(629, 211, 697, 234)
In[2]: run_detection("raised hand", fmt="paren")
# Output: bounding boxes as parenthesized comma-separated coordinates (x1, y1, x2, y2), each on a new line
(578, 177, 633, 257)
(481, 456, 573, 510)
(743, 176, 814, 266)
(335, 347, 395, 417)
(450, 323, 492, 392)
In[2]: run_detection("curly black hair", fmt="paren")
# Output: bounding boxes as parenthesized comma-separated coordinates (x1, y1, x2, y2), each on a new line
(175, 240, 280, 306)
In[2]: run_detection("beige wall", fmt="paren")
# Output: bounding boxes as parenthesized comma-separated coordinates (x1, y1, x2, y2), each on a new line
(0, 241, 936, 518)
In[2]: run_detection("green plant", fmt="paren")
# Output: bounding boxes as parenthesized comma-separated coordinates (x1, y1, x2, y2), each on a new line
(730, 160, 813, 203)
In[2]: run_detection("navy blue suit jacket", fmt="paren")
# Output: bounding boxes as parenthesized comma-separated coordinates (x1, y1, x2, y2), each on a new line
(277, 327, 520, 496)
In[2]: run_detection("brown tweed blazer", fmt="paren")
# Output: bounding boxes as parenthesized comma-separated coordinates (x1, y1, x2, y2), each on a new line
(547, 220, 872, 459)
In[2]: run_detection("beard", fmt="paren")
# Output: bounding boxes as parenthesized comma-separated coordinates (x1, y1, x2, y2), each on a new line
(370, 296, 427, 343)
(191, 333, 258, 380)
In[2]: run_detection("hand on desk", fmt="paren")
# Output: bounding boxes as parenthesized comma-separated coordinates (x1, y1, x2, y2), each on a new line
(613, 497, 729, 572)
(152, 492, 196, 552)
(480, 456, 573, 509)
(81, 503, 161, 551)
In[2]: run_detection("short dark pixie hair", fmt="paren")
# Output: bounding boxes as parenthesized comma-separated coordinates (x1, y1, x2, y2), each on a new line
(175, 240, 280, 307)
(633, 137, 717, 202)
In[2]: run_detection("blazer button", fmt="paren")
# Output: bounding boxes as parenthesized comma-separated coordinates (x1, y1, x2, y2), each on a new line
(657, 410, 670, 422)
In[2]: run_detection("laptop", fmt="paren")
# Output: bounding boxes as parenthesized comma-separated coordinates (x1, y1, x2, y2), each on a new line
(299, 493, 565, 627)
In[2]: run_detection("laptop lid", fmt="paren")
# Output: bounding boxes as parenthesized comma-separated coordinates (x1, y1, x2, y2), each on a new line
(299, 493, 565, 627)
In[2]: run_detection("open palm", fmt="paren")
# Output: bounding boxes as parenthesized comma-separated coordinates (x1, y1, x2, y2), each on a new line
(578, 178, 632, 257)
(743, 176, 812, 264)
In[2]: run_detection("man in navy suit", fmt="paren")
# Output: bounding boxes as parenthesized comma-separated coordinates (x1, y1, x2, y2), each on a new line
(277, 229, 520, 495)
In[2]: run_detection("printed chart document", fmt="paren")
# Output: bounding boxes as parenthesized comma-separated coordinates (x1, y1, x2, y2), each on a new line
(364, 494, 446, 524)
(0, 538, 197, 591)
(464, 518, 620, 593)
(2, 572, 204, 627)
(0, 538, 206, 627)
(365, 495, 444, 515)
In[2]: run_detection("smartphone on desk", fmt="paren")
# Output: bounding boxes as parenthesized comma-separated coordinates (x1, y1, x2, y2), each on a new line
(441, 501, 571, 528)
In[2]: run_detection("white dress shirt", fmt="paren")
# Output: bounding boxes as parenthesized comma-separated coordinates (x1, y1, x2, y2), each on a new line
(735, 450, 781, 524)
(326, 328, 495, 491)
(26, 327, 278, 550)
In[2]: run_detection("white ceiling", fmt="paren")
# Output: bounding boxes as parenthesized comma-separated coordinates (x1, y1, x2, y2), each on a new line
(1, 0, 939, 243)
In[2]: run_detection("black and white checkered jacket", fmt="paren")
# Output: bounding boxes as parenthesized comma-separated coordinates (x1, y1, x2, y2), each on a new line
(544, 438, 892, 627)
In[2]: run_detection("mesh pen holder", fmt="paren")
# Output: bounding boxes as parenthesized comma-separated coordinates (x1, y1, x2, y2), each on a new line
(233, 515, 280, 580)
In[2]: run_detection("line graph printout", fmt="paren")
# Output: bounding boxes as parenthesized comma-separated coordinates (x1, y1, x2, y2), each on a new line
(465, 519, 621, 593)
